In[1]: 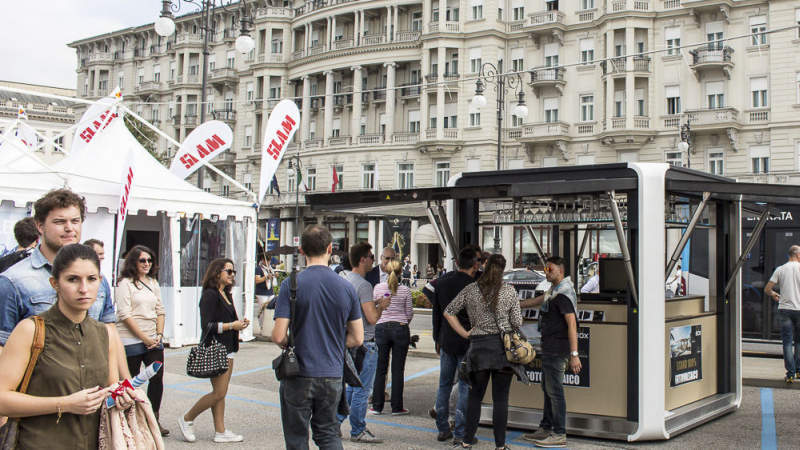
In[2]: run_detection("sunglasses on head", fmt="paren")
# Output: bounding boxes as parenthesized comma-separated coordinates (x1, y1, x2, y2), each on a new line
(139, 258, 152, 264)
(223, 269, 236, 275)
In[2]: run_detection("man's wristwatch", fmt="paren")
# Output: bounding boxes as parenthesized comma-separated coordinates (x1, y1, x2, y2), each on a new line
(570, 351, 579, 357)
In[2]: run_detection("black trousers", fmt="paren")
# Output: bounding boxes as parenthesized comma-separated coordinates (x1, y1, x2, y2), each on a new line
(126, 346, 165, 414)
(464, 369, 513, 447)
(372, 322, 410, 412)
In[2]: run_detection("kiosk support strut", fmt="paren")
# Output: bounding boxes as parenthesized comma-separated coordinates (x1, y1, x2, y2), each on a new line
(525, 225, 548, 268)
(665, 192, 711, 279)
(608, 191, 638, 306)
(724, 207, 770, 296)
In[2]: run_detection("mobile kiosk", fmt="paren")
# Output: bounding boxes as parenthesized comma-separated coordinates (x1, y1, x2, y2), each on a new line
(306, 163, 800, 441)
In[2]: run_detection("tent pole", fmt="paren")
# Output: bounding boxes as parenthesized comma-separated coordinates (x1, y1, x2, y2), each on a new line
(0, 133, 69, 183)
(119, 105, 258, 203)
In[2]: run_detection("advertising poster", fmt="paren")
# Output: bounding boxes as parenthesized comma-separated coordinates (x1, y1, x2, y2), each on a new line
(266, 218, 281, 253)
(522, 326, 591, 388)
(382, 216, 411, 260)
(670, 324, 702, 387)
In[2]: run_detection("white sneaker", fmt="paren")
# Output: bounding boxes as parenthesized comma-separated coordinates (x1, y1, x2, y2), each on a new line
(177, 414, 196, 443)
(213, 430, 244, 443)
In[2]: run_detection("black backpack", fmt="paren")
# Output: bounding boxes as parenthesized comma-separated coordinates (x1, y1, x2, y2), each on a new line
(0, 249, 31, 274)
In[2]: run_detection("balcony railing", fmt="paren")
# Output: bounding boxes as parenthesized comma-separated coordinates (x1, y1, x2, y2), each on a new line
(334, 39, 354, 49)
(373, 89, 386, 100)
(684, 107, 739, 126)
(304, 139, 323, 149)
(663, 115, 681, 128)
(395, 31, 421, 42)
(426, 129, 437, 139)
(690, 47, 733, 65)
(213, 110, 236, 122)
(528, 10, 565, 27)
(392, 132, 419, 144)
(600, 58, 626, 75)
(309, 45, 325, 56)
(608, 0, 649, 12)
(663, 0, 680, 8)
(748, 110, 769, 123)
(428, 22, 460, 33)
(328, 136, 351, 146)
(506, 20, 525, 32)
(88, 52, 112, 63)
(175, 33, 203, 46)
(576, 123, 595, 134)
(443, 129, 460, 139)
(632, 56, 651, 72)
(530, 67, 565, 82)
(358, 133, 384, 145)
(362, 34, 386, 46)
(504, 128, 523, 140)
(210, 68, 237, 80)
(293, 50, 304, 59)
(400, 84, 421, 97)
(184, 115, 198, 126)
(521, 122, 569, 138)
(610, 117, 625, 129)
(255, 6, 294, 19)
(135, 81, 161, 92)
(577, 9, 596, 22)
(633, 116, 650, 128)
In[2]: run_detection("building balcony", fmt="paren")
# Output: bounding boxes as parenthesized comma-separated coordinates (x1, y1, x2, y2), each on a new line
(529, 67, 566, 95)
(309, 45, 325, 56)
(689, 47, 734, 79)
(524, 11, 566, 33)
(333, 38, 354, 50)
(395, 31, 421, 42)
(424, 74, 439, 91)
(400, 83, 421, 98)
(603, 116, 651, 130)
(606, 0, 650, 13)
(213, 109, 236, 125)
(267, 98, 281, 110)
(684, 107, 740, 132)
(747, 109, 769, 124)
(292, 49, 304, 59)
(328, 135, 351, 146)
(421, 128, 461, 141)
(257, 52, 285, 64)
(506, 20, 525, 33)
(133, 48, 148, 59)
(333, 93, 352, 109)
(309, 96, 324, 111)
(358, 133, 384, 145)
(601, 57, 651, 76)
(184, 115, 198, 126)
(210, 68, 239, 87)
(576, 8, 598, 22)
(443, 73, 460, 88)
(519, 121, 570, 142)
(392, 132, 419, 144)
(428, 22, 460, 33)
(88, 52, 112, 65)
(361, 34, 386, 46)
(662, 0, 681, 9)
(135, 81, 162, 95)
(503, 127, 523, 140)
(214, 152, 236, 167)
(255, 6, 294, 20)
(175, 33, 203, 48)
(304, 138, 323, 149)
(372, 88, 387, 102)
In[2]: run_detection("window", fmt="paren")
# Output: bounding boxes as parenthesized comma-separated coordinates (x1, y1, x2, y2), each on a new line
(398, 163, 414, 188)
(244, 125, 253, 147)
(269, 86, 281, 98)
(577, 155, 595, 165)
(708, 150, 724, 175)
(307, 168, 316, 191)
(432, 7, 439, 22)
(412, 12, 422, 31)
(169, 61, 175, 80)
(544, 98, 559, 122)
(222, 184, 230, 197)
(750, 146, 770, 174)
(309, 120, 316, 140)
(511, 48, 524, 72)
(467, 158, 481, 172)
(635, 89, 645, 116)
(665, 27, 680, 56)
(544, 43, 559, 67)
(665, 151, 684, 167)
(469, 48, 482, 73)
(332, 118, 341, 137)
(581, 0, 594, 9)
(511, 114, 524, 127)
(409, 110, 420, 132)
(614, 91, 624, 117)
(542, 157, 558, 167)
(153, 65, 160, 82)
(580, 39, 594, 64)
(435, 161, 451, 187)
(443, 115, 457, 128)
(512, 6, 524, 21)
(288, 170, 296, 192)
(580, 95, 594, 122)
(226, 50, 235, 68)
(750, 15, 767, 46)
(243, 173, 252, 192)
(246, 82, 254, 102)
(471, 0, 483, 19)
(707, 22, 723, 51)
(334, 164, 344, 190)
(751, 77, 768, 108)
(430, 117, 437, 130)
(469, 112, 480, 126)
(666, 85, 681, 115)
(117, 72, 124, 90)
(446, 6, 459, 21)
(152, 107, 160, 122)
(208, 54, 216, 71)
(706, 81, 724, 109)
(361, 164, 375, 189)
(636, 41, 644, 55)
(271, 39, 283, 53)
(137, 68, 144, 85)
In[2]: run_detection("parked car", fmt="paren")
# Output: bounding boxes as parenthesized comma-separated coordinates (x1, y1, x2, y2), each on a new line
(503, 269, 546, 299)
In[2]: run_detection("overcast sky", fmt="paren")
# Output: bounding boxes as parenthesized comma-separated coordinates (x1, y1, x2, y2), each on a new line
(0, 1, 197, 90)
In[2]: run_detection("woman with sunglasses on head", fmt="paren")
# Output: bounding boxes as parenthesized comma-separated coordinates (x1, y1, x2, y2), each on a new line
(115, 244, 169, 436)
(0, 244, 135, 449)
(178, 258, 249, 443)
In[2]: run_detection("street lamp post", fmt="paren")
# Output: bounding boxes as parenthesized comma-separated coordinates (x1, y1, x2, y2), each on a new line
(155, 0, 255, 190)
(472, 63, 529, 171)
(287, 153, 301, 268)
(678, 119, 692, 169)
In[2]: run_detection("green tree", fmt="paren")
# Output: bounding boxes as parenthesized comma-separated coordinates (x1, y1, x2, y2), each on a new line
(124, 113, 169, 165)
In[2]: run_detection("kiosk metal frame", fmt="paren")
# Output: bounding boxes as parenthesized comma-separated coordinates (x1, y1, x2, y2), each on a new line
(305, 163, 800, 441)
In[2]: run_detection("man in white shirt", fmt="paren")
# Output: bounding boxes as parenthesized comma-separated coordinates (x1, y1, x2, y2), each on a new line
(764, 245, 800, 383)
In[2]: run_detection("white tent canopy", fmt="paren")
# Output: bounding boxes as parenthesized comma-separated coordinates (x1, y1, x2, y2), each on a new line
(0, 108, 257, 346)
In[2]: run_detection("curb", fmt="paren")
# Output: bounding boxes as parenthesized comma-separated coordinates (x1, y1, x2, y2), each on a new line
(743, 378, 800, 389)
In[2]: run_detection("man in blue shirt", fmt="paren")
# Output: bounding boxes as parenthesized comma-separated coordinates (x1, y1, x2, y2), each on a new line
(273, 224, 364, 449)
(0, 190, 124, 377)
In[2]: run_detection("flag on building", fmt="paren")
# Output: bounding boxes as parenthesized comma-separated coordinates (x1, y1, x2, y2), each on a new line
(332, 166, 339, 193)
(17, 107, 27, 120)
(296, 165, 308, 192)
(15, 122, 38, 150)
(270, 174, 281, 195)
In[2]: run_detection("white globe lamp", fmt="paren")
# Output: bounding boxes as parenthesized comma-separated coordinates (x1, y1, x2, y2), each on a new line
(677, 141, 689, 153)
(513, 103, 529, 120)
(235, 34, 255, 54)
(154, 16, 176, 37)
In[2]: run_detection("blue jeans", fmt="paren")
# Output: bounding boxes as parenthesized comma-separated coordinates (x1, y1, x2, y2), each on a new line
(373, 322, 410, 412)
(336, 341, 378, 436)
(435, 350, 468, 438)
(779, 309, 800, 377)
(539, 354, 569, 435)
(279, 376, 343, 450)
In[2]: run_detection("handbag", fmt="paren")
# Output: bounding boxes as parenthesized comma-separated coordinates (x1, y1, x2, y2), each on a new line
(0, 316, 45, 450)
(186, 324, 229, 378)
(490, 302, 536, 366)
(273, 269, 301, 381)
(98, 387, 164, 450)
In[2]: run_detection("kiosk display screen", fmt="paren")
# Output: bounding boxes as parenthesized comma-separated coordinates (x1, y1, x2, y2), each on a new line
(599, 258, 627, 293)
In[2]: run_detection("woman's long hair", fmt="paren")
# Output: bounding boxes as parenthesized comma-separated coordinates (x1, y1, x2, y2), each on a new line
(477, 254, 506, 312)
(201, 258, 235, 297)
(386, 260, 403, 295)
(119, 245, 158, 284)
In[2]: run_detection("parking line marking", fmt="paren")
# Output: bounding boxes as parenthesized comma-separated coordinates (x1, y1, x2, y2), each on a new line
(387, 365, 440, 389)
(761, 388, 777, 450)
(165, 364, 273, 388)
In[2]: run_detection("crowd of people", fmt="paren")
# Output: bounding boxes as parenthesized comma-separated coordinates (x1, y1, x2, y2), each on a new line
(267, 224, 582, 449)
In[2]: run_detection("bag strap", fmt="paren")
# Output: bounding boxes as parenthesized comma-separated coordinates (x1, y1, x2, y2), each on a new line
(287, 268, 297, 349)
(18, 316, 45, 393)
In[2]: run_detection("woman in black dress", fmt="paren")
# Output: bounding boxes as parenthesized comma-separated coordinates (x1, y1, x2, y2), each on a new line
(177, 258, 249, 443)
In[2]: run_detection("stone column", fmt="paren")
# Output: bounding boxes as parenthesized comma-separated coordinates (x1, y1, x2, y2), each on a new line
(331, 16, 337, 49)
(302, 75, 311, 142)
(502, 225, 514, 270)
(421, 50, 430, 135)
(423, 0, 431, 29)
(326, 17, 332, 51)
(378, 220, 385, 251)
(625, 25, 635, 129)
(351, 66, 363, 138)
(368, 219, 377, 253)
(324, 70, 334, 143)
(410, 220, 419, 270)
(606, 30, 615, 126)
(353, 11, 360, 44)
(393, 6, 399, 41)
(360, 10, 366, 38)
(385, 62, 396, 140)
(440, 0, 446, 28)
(386, 6, 392, 42)
(290, 27, 296, 55)
(437, 48, 446, 138)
